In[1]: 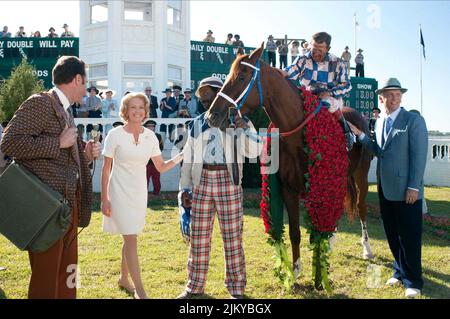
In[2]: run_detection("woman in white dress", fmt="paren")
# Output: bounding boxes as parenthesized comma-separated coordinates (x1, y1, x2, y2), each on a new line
(101, 92, 183, 299)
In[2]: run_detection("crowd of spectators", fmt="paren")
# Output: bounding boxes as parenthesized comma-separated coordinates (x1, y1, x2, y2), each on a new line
(72, 85, 202, 120)
(0, 24, 75, 38)
(202, 30, 245, 47)
(72, 83, 203, 147)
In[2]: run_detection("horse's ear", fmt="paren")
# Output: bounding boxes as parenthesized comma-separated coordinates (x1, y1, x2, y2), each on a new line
(236, 47, 245, 56)
(249, 42, 265, 60)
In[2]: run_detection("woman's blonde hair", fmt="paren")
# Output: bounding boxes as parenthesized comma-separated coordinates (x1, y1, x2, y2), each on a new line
(119, 92, 150, 122)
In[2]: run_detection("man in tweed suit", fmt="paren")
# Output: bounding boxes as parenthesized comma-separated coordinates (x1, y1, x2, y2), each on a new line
(1, 56, 100, 299)
(176, 77, 261, 299)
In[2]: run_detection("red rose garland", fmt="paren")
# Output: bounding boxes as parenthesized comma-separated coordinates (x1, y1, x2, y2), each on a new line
(260, 174, 272, 233)
(302, 87, 349, 291)
(261, 88, 348, 291)
(260, 123, 274, 235)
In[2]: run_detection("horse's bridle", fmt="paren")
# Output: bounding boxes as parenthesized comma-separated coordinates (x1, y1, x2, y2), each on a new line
(216, 58, 323, 138)
(216, 59, 264, 125)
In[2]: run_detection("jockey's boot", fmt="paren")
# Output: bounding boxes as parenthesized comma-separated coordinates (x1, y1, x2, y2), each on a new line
(333, 110, 355, 151)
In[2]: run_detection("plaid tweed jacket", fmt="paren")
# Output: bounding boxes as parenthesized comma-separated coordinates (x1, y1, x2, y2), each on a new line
(0, 90, 93, 227)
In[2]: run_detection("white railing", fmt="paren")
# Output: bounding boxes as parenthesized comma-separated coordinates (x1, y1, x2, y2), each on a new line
(75, 118, 193, 192)
(74, 117, 193, 146)
(74, 118, 450, 191)
(368, 137, 450, 187)
(424, 137, 450, 186)
(429, 138, 450, 162)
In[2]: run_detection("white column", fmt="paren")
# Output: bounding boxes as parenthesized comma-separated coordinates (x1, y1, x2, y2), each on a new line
(108, 1, 123, 95)
(154, 0, 168, 93)
(79, 1, 90, 61)
(184, 1, 191, 89)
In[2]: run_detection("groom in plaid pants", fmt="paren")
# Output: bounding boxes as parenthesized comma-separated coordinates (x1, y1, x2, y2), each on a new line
(176, 77, 261, 299)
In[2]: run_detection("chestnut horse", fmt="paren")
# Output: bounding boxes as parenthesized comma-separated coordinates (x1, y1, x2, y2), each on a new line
(206, 44, 374, 278)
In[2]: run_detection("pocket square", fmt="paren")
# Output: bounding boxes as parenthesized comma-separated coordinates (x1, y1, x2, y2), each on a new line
(392, 126, 408, 138)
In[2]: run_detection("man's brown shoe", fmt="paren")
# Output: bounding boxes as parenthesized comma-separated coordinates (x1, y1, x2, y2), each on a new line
(230, 294, 244, 299)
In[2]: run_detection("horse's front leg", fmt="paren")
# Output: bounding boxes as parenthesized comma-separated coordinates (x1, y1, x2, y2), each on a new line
(356, 163, 374, 260)
(281, 186, 301, 279)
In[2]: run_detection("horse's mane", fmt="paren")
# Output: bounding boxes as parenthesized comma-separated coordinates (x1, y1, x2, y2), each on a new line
(258, 58, 368, 134)
(229, 53, 300, 95)
(229, 53, 303, 100)
(255, 58, 303, 99)
(282, 75, 304, 99)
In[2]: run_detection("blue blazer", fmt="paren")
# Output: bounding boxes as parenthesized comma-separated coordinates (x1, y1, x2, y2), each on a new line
(360, 108, 428, 201)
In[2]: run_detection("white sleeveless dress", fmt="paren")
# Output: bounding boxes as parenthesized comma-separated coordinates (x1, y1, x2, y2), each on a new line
(102, 126, 162, 235)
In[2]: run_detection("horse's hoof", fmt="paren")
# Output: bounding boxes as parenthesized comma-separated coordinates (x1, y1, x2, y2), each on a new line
(329, 233, 337, 250)
(363, 252, 374, 260)
(361, 240, 374, 260)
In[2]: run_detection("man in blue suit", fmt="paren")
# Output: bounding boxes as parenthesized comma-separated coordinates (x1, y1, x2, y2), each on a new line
(348, 78, 428, 298)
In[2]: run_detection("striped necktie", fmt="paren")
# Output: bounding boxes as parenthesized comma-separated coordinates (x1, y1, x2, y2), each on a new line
(386, 117, 393, 135)
(382, 117, 393, 147)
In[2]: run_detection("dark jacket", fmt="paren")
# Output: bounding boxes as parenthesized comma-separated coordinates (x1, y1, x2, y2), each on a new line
(149, 95, 158, 118)
(160, 96, 177, 118)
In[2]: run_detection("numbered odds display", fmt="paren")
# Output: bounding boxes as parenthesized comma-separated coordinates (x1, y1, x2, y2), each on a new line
(0, 38, 79, 88)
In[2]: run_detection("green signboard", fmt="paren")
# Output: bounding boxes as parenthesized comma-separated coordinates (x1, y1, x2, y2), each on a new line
(344, 76, 378, 118)
(190, 40, 377, 118)
(0, 38, 79, 88)
(190, 41, 256, 90)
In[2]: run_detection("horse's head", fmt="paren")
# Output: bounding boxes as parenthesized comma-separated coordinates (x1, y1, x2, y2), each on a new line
(206, 43, 265, 129)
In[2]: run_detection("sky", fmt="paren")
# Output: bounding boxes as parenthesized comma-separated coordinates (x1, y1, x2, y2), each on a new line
(1, 0, 449, 132)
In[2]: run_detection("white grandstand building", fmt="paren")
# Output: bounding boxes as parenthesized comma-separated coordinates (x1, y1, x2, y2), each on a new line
(80, 0, 191, 96)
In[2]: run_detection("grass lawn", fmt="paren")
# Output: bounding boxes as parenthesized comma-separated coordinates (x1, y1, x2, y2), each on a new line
(0, 185, 449, 299)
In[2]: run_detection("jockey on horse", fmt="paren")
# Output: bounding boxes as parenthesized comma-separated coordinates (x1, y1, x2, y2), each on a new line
(281, 31, 355, 150)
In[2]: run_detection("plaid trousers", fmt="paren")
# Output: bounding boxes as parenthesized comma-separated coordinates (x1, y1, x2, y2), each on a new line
(186, 169, 246, 295)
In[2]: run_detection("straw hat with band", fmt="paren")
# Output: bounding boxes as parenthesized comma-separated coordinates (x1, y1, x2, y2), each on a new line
(375, 78, 408, 94)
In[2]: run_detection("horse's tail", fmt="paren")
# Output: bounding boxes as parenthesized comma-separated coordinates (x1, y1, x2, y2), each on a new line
(342, 106, 368, 221)
(345, 175, 358, 221)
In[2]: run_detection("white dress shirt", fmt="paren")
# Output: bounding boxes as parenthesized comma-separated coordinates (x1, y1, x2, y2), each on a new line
(382, 106, 401, 143)
(53, 86, 72, 117)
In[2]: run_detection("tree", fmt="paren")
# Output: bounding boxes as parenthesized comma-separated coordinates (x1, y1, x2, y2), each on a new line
(0, 58, 45, 122)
